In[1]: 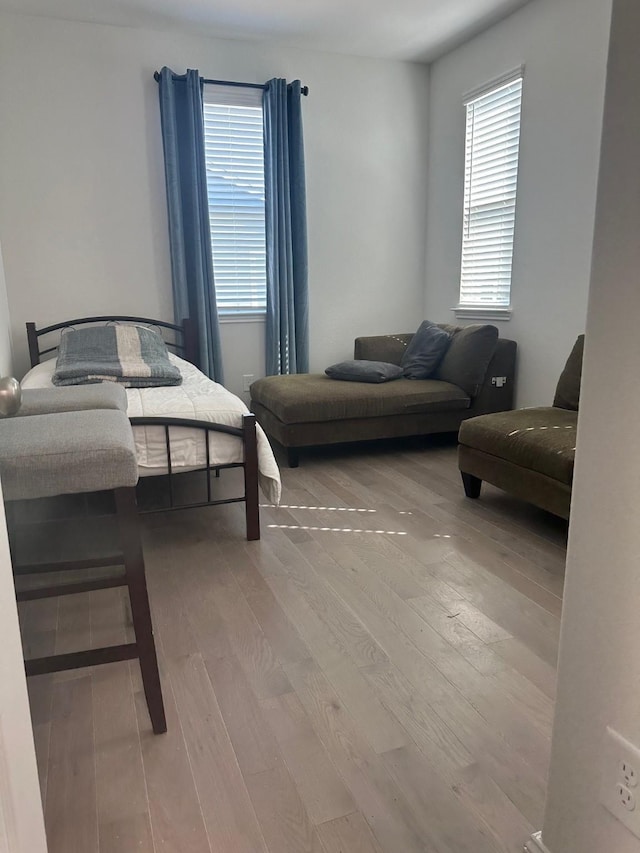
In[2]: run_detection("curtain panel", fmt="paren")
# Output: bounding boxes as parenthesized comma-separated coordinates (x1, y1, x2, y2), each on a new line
(263, 78, 309, 375)
(157, 67, 224, 384)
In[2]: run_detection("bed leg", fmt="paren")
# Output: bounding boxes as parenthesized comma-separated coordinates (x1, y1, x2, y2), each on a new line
(286, 447, 299, 469)
(242, 414, 260, 541)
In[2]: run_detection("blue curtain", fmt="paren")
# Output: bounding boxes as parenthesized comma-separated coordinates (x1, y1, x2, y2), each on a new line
(263, 79, 309, 375)
(157, 67, 224, 384)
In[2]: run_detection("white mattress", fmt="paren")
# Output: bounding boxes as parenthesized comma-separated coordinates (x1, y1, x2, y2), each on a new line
(21, 354, 281, 505)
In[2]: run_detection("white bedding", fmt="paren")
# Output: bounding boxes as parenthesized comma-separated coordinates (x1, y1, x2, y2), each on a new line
(22, 354, 281, 505)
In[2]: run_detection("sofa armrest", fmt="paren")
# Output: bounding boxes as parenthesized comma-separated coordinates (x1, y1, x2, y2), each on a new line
(354, 334, 413, 365)
(468, 338, 517, 415)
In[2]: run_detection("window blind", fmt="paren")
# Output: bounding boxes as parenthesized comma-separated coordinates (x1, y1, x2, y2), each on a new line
(459, 75, 523, 308)
(203, 85, 266, 315)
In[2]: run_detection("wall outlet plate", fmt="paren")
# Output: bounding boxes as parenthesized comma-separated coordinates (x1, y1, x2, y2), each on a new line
(601, 726, 640, 838)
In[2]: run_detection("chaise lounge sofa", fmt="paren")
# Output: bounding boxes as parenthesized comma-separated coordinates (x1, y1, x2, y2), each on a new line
(458, 335, 584, 519)
(251, 324, 517, 466)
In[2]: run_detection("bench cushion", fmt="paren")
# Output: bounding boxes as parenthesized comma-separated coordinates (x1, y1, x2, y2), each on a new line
(251, 374, 470, 425)
(17, 384, 128, 417)
(458, 406, 577, 485)
(0, 409, 138, 500)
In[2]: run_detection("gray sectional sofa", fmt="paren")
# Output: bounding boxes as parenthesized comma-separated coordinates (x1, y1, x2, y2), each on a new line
(251, 324, 517, 466)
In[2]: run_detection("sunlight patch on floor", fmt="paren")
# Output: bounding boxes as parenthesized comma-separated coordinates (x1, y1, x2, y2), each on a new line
(267, 523, 408, 536)
(261, 504, 414, 516)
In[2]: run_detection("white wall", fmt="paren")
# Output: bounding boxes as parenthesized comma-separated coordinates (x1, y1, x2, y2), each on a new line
(0, 480, 48, 853)
(0, 246, 45, 851)
(0, 13, 430, 396)
(424, 0, 612, 407)
(0, 242, 14, 377)
(539, 1, 640, 850)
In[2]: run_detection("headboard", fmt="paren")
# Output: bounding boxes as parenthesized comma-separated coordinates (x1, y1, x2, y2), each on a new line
(25, 316, 198, 369)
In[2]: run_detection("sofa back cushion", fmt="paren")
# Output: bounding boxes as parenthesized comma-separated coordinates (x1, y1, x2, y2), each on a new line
(553, 335, 584, 410)
(401, 321, 451, 379)
(434, 324, 499, 397)
(354, 334, 413, 365)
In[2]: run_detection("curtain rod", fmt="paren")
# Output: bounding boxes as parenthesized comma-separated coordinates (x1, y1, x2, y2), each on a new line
(153, 71, 309, 96)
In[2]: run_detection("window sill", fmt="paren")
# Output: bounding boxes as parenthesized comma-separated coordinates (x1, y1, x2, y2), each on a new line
(219, 314, 266, 325)
(453, 306, 512, 321)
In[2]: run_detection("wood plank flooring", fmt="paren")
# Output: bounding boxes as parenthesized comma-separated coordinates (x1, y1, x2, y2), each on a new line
(20, 438, 567, 853)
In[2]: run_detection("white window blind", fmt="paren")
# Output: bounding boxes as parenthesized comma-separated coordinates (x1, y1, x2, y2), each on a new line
(459, 73, 523, 309)
(203, 85, 266, 316)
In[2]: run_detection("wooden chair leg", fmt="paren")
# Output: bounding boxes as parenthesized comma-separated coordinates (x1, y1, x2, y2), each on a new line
(461, 472, 482, 499)
(115, 487, 167, 734)
(242, 414, 260, 541)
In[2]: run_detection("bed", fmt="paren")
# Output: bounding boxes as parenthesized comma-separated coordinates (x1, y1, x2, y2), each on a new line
(22, 316, 281, 540)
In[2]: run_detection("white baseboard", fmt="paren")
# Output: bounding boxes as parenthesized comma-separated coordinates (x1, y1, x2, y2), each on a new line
(524, 831, 552, 853)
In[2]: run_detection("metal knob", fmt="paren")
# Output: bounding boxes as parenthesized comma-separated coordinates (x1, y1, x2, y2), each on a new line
(0, 377, 22, 417)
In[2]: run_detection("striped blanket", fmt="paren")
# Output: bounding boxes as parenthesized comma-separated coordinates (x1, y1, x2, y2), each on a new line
(53, 324, 183, 387)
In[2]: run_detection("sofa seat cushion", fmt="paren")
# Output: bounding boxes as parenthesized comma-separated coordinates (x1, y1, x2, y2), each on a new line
(458, 406, 577, 485)
(251, 374, 470, 425)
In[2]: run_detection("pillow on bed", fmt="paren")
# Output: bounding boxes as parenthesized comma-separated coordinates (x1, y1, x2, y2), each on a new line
(325, 360, 403, 383)
(53, 324, 182, 388)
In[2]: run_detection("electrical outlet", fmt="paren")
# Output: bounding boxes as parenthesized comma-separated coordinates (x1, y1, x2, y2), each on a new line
(622, 760, 638, 788)
(601, 727, 640, 837)
(242, 374, 254, 392)
(616, 785, 636, 812)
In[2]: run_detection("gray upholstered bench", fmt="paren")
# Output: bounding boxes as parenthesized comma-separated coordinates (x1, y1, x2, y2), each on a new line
(1, 409, 136, 498)
(0, 390, 166, 734)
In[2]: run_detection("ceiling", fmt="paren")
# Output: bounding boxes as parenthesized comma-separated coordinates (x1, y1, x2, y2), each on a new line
(0, 0, 533, 62)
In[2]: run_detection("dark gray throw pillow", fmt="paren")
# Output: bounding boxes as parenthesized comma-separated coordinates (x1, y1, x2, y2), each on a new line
(401, 321, 451, 379)
(325, 360, 403, 383)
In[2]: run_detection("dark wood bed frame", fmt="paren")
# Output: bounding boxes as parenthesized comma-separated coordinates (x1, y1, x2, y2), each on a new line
(25, 316, 261, 541)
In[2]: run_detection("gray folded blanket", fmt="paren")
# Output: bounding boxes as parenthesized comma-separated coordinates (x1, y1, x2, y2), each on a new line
(52, 324, 183, 387)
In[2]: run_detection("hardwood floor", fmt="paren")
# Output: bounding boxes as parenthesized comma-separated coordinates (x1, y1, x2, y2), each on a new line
(20, 439, 567, 853)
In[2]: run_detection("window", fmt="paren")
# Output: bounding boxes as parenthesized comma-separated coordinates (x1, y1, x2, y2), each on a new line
(203, 85, 266, 316)
(458, 71, 523, 315)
